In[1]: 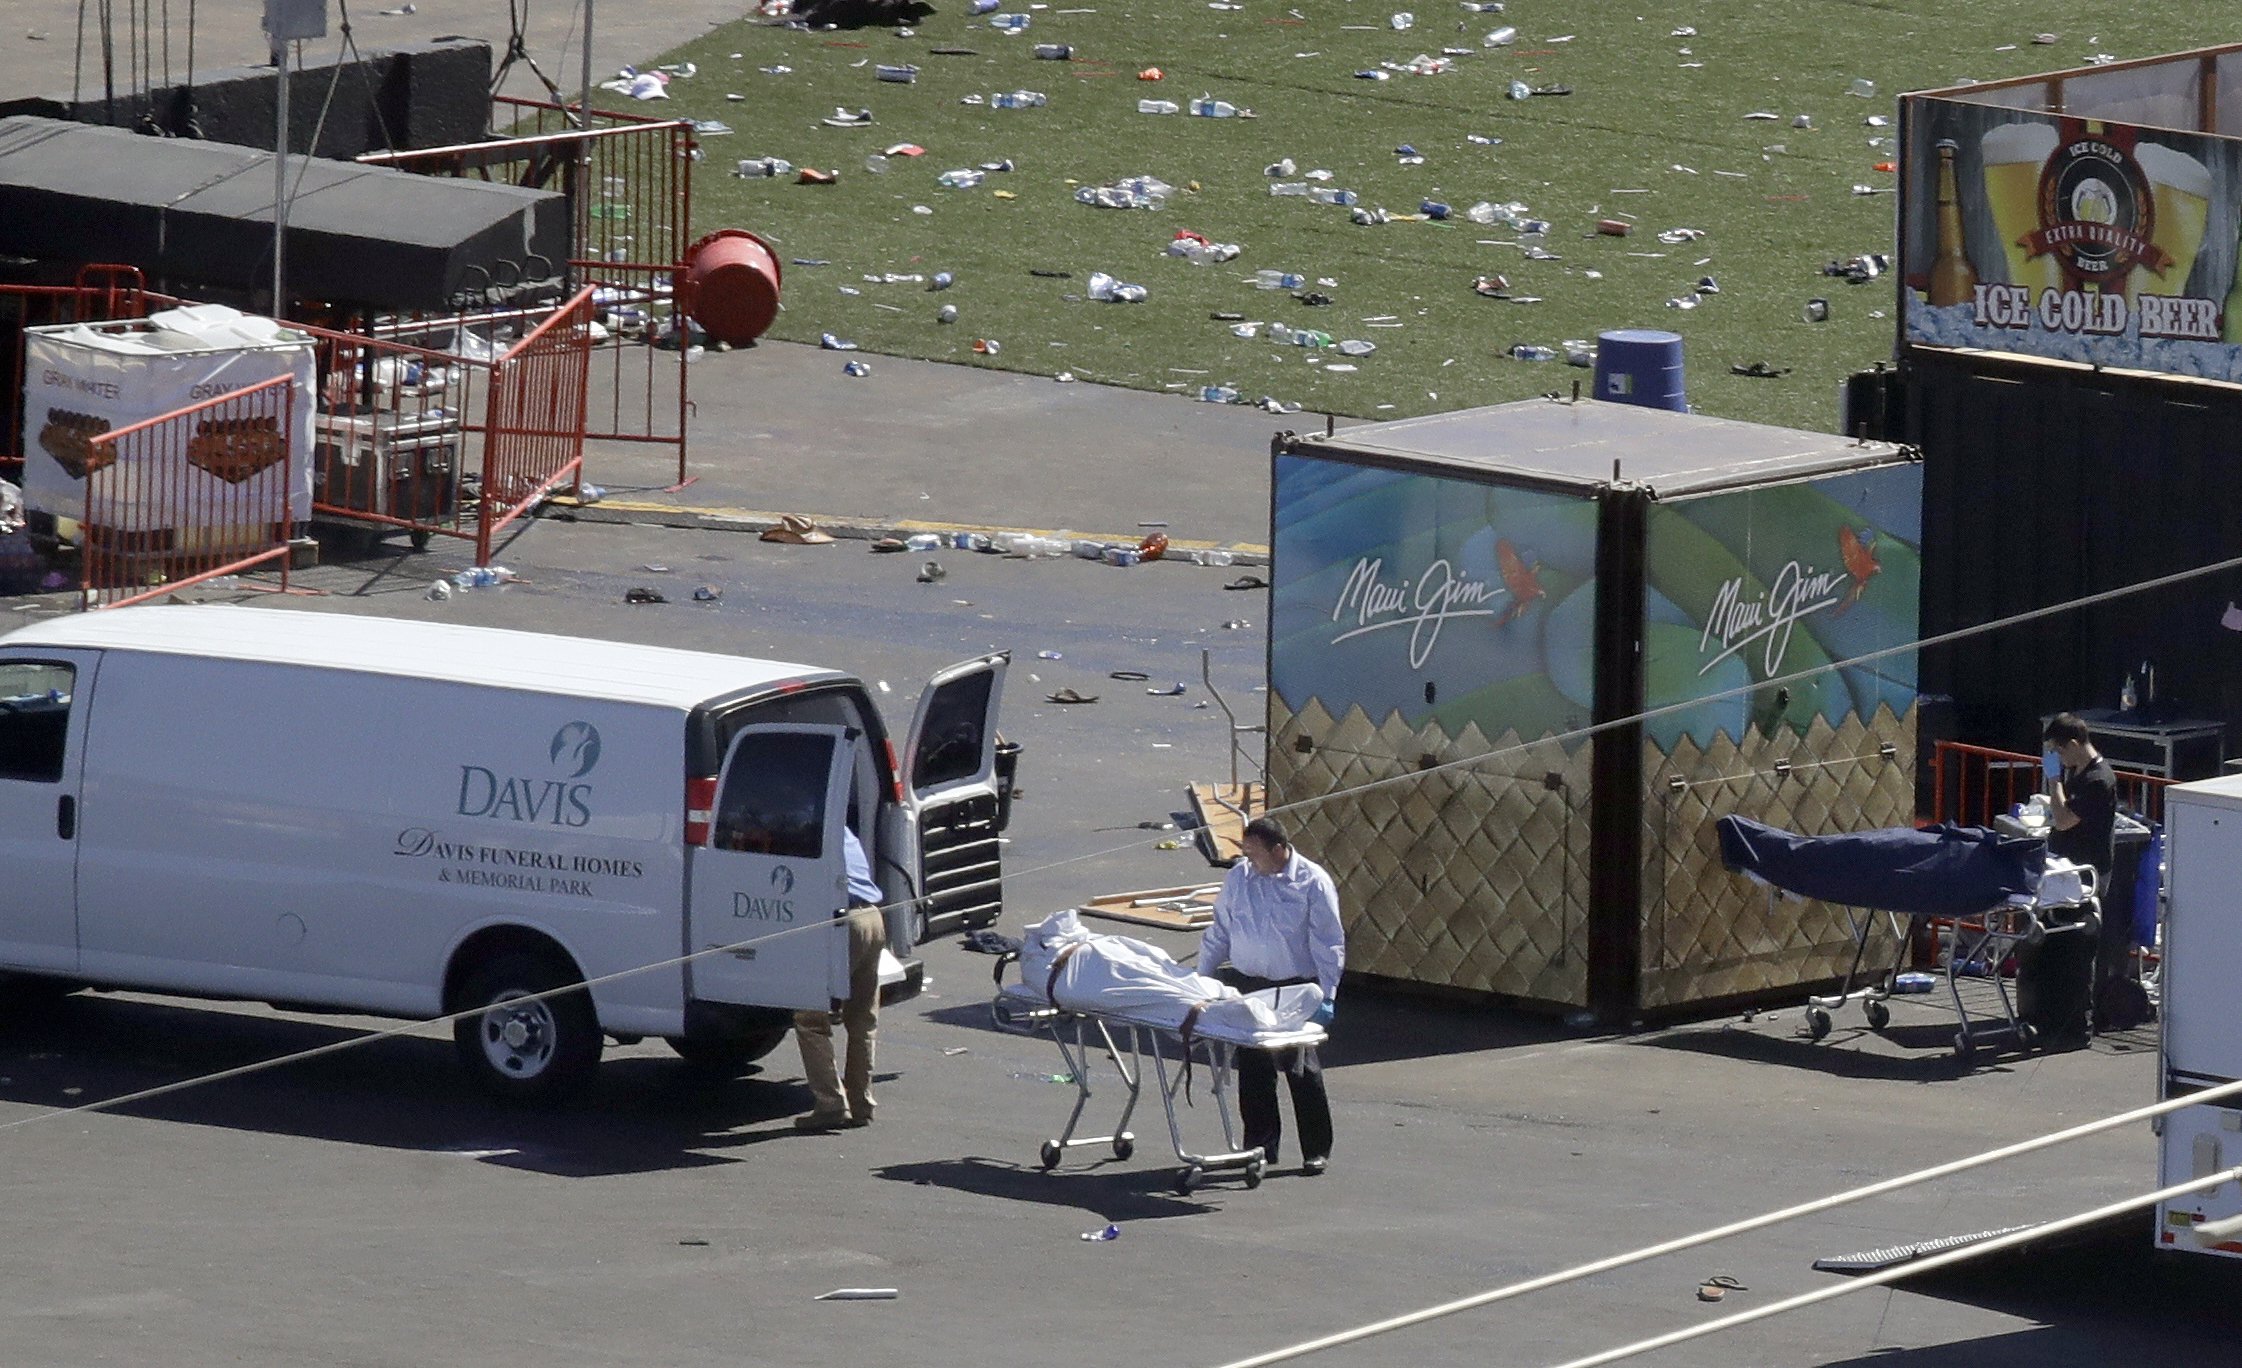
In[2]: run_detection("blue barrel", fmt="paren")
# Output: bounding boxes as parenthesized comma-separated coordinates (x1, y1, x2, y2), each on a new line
(1593, 329, 1686, 411)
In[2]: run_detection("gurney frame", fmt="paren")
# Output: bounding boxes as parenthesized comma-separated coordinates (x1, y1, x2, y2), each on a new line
(992, 960, 1321, 1193)
(1803, 894, 2100, 1060)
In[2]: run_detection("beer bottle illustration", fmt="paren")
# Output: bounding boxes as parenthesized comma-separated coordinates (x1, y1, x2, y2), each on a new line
(1928, 139, 1979, 306)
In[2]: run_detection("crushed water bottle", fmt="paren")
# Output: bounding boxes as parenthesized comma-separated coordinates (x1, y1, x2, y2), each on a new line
(1464, 201, 1499, 224)
(1483, 25, 1516, 44)
(1188, 95, 1240, 117)
(1087, 271, 1148, 303)
(937, 168, 987, 188)
(452, 565, 516, 589)
(1268, 181, 1310, 197)
(969, 0, 999, 10)
(1337, 339, 1376, 356)
(1509, 344, 1558, 361)
(990, 12, 1030, 31)
(1390, 11, 1414, 29)
(1199, 385, 1240, 403)
(1033, 43, 1073, 59)
(1188, 549, 1236, 567)
(1137, 98, 1180, 114)
(903, 533, 943, 551)
(1308, 187, 1358, 205)
(736, 157, 793, 178)
(1255, 270, 1307, 290)
(1460, 0, 1504, 9)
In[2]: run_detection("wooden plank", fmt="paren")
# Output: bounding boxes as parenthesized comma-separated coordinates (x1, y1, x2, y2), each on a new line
(1078, 901, 1213, 931)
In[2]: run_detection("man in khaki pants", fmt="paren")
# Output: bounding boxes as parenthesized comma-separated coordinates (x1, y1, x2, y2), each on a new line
(795, 827, 887, 1130)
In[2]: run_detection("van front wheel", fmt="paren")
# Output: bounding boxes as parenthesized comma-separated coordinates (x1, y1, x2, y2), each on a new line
(453, 951, 602, 1106)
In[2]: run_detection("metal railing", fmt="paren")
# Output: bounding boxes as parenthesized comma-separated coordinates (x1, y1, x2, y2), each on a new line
(359, 99, 695, 482)
(80, 374, 300, 609)
(1930, 738, 2175, 825)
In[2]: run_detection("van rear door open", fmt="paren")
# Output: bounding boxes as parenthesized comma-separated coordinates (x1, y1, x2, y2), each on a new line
(902, 653, 1010, 940)
(685, 724, 855, 1011)
(0, 650, 99, 974)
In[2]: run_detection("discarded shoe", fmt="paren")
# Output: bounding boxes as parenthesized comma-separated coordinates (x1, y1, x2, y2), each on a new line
(821, 107, 873, 126)
(762, 513, 836, 544)
(624, 587, 668, 604)
(1046, 688, 1098, 704)
(1729, 362, 1792, 378)
(869, 536, 907, 553)
(1223, 574, 1270, 591)
(1696, 1275, 1746, 1303)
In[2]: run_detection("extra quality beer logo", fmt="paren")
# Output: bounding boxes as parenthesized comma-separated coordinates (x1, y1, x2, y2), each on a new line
(2024, 129, 2166, 287)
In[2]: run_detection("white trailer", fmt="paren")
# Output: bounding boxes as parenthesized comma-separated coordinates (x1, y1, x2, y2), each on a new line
(2155, 774, 2242, 1255)
(0, 605, 1008, 1104)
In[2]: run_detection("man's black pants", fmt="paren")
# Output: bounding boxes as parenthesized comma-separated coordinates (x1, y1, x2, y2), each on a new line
(1217, 970, 1331, 1166)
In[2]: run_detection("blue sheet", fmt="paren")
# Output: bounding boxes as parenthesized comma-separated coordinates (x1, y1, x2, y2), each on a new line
(1716, 816, 2044, 918)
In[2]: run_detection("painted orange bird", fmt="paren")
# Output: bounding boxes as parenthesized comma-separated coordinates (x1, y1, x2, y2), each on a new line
(1496, 537, 1546, 626)
(1835, 525, 1880, 616)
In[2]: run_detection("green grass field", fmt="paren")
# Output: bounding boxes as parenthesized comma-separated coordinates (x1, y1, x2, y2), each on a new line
(650, 3, 2238, 432)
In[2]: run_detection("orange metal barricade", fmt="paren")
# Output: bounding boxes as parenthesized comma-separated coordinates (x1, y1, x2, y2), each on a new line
(478, 288, 593, 564)
(79, 374, 299, 609)
(1930, 739, 2174, 825)
(360, 100, 694, 482)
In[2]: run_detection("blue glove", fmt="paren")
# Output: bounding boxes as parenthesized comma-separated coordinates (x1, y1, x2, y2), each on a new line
(2041, 751, 2061, 781)
(1311, 999, 1336, 1028)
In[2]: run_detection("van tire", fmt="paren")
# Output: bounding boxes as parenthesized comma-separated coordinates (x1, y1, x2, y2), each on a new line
(667, 1027, 789, 1076)
(452, 951, 602, 1106)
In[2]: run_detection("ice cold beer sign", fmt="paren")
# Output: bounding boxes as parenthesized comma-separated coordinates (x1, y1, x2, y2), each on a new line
(1908, 108, 2242, 373)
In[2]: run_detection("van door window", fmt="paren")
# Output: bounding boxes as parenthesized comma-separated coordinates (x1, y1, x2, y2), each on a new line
(0, 662, 74, 784)
(911, 670, 993, 790)
(715, 730, 833, 858)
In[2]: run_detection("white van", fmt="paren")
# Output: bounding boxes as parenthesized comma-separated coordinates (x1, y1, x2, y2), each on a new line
(0, 605, 1010, 1103)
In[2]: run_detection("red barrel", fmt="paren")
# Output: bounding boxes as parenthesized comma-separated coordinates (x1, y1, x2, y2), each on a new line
(682, 229, 783, 345)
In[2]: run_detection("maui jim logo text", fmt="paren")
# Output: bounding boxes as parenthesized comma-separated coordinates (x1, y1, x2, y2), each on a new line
(1330, 557, 1503, 669)
(1699, 562, 1849, 677)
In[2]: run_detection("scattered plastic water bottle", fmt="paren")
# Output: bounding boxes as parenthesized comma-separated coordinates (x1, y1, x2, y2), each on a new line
(953, 531, 992, 550)
(819, 332, 859, 350)
(1507, 80, 1532, 100)
(1102, 546, 1143, 567)
(1389, 11, 1414, 29)
(1483, 25, 1516, 44)
(904, 533, 943, 551)
(1255, 270, 1307, 290)
(1268, 181, 1309, 197)
(579, 484, 607, 504)
(991, 90, 1047, 109)
(842, 359, 871, 377)
(1267, 322, 1296, 344)
(736, 157, 793, 177)
(990, 12, 1029, 30)
(1464, 201, 1499, 224)
(864, 154, 890, 174)
(1337, 339, 1376, 356)
(1509, 344, 1558, 361)
(1033, 44, 1073, 59)
(1421, 200, 1452, 220)
(970, 0, 999, 10)
(1308, 187, 1357, 205)
(1188, 95, 1239, 117)
(931, 272, 955, 291)
(1086, 272, 1148, 303)
(1189, 549, 1236, 567)
(876, 64, 918, 83)
(1199, 385, 1240, 404)
(937, 168, 987, 188)
(1137, 98, 1180, 114)
(1460, 1, 1504, 10)
(453, 565, 515, 589)
(1081, 1224, 1121, 1241)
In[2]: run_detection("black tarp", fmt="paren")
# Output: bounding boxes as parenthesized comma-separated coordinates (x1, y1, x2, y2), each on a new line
(1717, 815, 2044, 917)
(0, 116, 566, 311)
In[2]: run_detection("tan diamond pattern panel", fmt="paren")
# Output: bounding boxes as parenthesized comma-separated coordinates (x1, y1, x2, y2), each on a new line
(1268, 698, 1592, 1007)
(1639, 703, 1918, 1009)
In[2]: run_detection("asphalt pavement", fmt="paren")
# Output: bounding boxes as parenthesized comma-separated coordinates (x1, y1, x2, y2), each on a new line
(0, 527, 2224, 1368)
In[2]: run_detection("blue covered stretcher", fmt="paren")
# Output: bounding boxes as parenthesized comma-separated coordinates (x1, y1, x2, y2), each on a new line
(1716, 816, 2098, 1058)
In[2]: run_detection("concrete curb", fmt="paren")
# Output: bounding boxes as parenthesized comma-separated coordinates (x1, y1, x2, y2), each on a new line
(541, 497, 1275, 566)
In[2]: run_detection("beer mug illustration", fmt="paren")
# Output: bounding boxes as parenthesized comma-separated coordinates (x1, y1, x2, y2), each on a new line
(1980, 122, 2060, 296)
(2128, 141, 2212, 305)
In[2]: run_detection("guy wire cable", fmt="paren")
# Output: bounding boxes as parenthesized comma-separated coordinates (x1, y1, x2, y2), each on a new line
(2, 534, 2241, 1140)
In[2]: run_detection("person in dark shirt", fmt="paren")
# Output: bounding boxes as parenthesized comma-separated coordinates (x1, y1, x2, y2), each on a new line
(2043, 713, 2117, 879)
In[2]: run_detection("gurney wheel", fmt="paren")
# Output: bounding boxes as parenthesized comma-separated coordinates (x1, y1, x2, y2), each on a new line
(1038, 1140, 1062, 1170)
(1112, 1136, 1134, 1161)
(1244, 1159, 1264, 1190)
(1806, 1007, 1833, 1041)
(1864, 1000, 1890, 1031)
(1176, 1167, 1203, 1195)
(1953, 1032, 1975, 1062)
